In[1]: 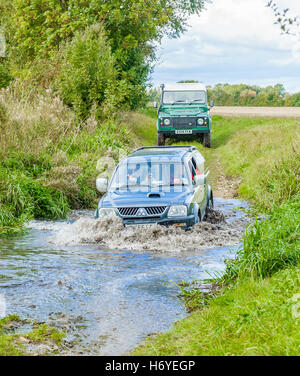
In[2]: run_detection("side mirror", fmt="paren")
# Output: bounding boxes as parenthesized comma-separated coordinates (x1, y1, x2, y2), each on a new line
(210, 100, 214, 108)
(194, 175, 206, 186)
(96, 177, 108, 193)
(153, 101, 157, 108)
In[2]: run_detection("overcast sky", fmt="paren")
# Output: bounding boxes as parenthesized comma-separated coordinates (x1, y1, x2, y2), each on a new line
(151, 0, 300, 93)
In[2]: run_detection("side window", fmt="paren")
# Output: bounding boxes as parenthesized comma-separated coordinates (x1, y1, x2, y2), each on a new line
(194, 153, 204, 174)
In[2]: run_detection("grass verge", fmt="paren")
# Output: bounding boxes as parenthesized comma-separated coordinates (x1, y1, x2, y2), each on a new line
(129, 112, 300, 356)
(0, 315, 64, 356)
(132, 265, 300, 356)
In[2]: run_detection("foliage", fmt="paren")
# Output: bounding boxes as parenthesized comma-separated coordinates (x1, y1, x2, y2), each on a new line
(0, 62, 13, 89)
(56, 24, 126, 121)
(2, 0, 207, 109)
(207, 83, 296, 107)
(0, 315, 65, 356)
(217, 120, 300, 211)
(267, 1, 300, 36)
(147, 83, 300, 107)
(0, 88, 133, 234)
(223, 196, 300, 281)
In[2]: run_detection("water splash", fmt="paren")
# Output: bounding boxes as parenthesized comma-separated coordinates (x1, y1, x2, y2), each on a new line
(49, 209, 248, 252)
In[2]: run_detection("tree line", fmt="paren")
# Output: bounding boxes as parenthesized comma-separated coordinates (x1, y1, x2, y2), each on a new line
(148, 83, 300, 107)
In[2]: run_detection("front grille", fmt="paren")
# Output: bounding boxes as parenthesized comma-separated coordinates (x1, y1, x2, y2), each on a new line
(118, 207, 139, 216)
(173, 117, 197, 129)
(118, 206, 167, 217)
(145, 206, 166, 215)
(125, 217, 161, 221)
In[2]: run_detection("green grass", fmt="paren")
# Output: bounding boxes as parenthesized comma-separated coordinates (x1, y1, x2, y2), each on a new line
(223, 196, 300, 281)
(128, 113, 300, 356)
(0, 315, 64, 356)
(132, 265, 300, 356)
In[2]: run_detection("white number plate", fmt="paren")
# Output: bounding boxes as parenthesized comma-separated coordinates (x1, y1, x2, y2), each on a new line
(128, 224, 156, 228)
(175, 130, 193, 135)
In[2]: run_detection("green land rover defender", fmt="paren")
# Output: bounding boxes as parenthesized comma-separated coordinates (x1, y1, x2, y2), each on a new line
(155, 83, 214, 148)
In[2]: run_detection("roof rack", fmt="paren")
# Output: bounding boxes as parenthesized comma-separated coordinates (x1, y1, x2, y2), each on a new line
(132, 145, 197, 153)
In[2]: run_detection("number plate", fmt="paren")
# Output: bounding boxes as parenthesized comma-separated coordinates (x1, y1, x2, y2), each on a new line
(128, 224, 156, 228)
(175, 130, 193, 135)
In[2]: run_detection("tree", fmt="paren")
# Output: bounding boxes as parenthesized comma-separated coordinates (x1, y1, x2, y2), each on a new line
(266, 1, 299, 36)
(2, 0, 207, 108)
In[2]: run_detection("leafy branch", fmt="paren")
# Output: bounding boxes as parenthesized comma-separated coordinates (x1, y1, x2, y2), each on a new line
(266, 0, 299, 36)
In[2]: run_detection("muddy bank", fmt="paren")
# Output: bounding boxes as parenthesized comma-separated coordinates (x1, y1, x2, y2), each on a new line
(48, 202, 249, 253)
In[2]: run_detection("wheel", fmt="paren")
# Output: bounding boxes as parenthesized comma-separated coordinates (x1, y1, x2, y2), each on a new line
(197, 134, 204, 144)
(204, 191, 214, 221)
(157, 133, 165, 146)
(203, 133, 211, 148)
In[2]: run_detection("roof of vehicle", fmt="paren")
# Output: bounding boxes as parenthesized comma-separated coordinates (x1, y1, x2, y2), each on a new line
(163, 83, 206, 92)
(130, 146, 195, 157)
(121, 146, 200, 164)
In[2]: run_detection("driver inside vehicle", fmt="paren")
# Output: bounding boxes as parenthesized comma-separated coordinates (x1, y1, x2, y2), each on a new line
(127, 164, 141, 185)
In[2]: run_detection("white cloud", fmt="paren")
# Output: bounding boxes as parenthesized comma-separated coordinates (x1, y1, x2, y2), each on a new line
(152, 0, 300, 93)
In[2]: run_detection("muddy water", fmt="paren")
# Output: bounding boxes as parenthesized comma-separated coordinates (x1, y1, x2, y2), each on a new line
(0, 198, 248, 355)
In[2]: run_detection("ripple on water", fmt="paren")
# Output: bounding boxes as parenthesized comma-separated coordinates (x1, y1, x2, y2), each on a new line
(1, 198, 249, 355)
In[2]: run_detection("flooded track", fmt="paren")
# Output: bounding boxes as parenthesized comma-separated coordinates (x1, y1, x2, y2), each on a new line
(0, 198, 249, 355)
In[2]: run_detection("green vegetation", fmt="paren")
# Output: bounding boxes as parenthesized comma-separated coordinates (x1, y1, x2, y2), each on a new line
(0, 88, 132, 234)
(216, 119, 300, 211)
(130, 114, 300, 356)
(147, 83, 300, 106)
(56, 24, 126, 121)
(0, 0, 206, 106)
(0, 315, 64, 356)
(224, 197, 300, 281)
(132, 266, 300, 355)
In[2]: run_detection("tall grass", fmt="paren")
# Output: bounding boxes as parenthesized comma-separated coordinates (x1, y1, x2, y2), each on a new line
(218, 121, 300, 211)
(223, 196, 300, 281)
(0, 84, 134, 233)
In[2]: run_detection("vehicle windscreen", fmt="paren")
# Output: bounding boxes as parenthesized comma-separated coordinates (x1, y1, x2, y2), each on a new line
(109, 161, 190, 192)
(163, 90, 206, 105)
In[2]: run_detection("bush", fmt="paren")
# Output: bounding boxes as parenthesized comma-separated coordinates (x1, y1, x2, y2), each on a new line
(0, 63, 13, 89)
(56, 24, 126, 121)
(0, 167, 70, 233)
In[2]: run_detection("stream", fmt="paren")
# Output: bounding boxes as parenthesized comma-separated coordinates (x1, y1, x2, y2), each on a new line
(0, 198, 248, 355)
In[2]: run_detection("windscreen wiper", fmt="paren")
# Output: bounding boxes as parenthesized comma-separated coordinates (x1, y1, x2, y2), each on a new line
(172, 100, 185, 105)
(188, 99, 203, 105)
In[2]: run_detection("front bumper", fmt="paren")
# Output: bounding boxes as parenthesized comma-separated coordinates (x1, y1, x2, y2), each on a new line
(158, 129, 210, 135)
(95, 209, 195, 227)
(123, 215, 195, 228)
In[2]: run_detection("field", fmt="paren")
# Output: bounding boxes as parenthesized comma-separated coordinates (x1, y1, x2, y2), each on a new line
(211, 106, 300, 118)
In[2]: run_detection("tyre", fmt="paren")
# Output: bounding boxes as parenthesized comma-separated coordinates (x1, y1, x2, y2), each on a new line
(157, 133, 165, 146)
(204, 191, 214, 221)
(197, 134, 204, 145)
(203, 133, 211, 148)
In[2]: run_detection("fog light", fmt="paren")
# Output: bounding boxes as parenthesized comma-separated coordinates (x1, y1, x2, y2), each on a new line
(98, 208, 117, 218)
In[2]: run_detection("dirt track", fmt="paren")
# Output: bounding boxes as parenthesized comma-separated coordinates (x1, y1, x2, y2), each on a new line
(211, 106, 300, 119)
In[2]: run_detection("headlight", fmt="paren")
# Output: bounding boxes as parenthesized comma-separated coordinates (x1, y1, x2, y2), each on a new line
(197, 118, 204, 125)
(164, 118, 171, 126)
(98, 208, 117, 218)
(168, 205, 187, 217)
